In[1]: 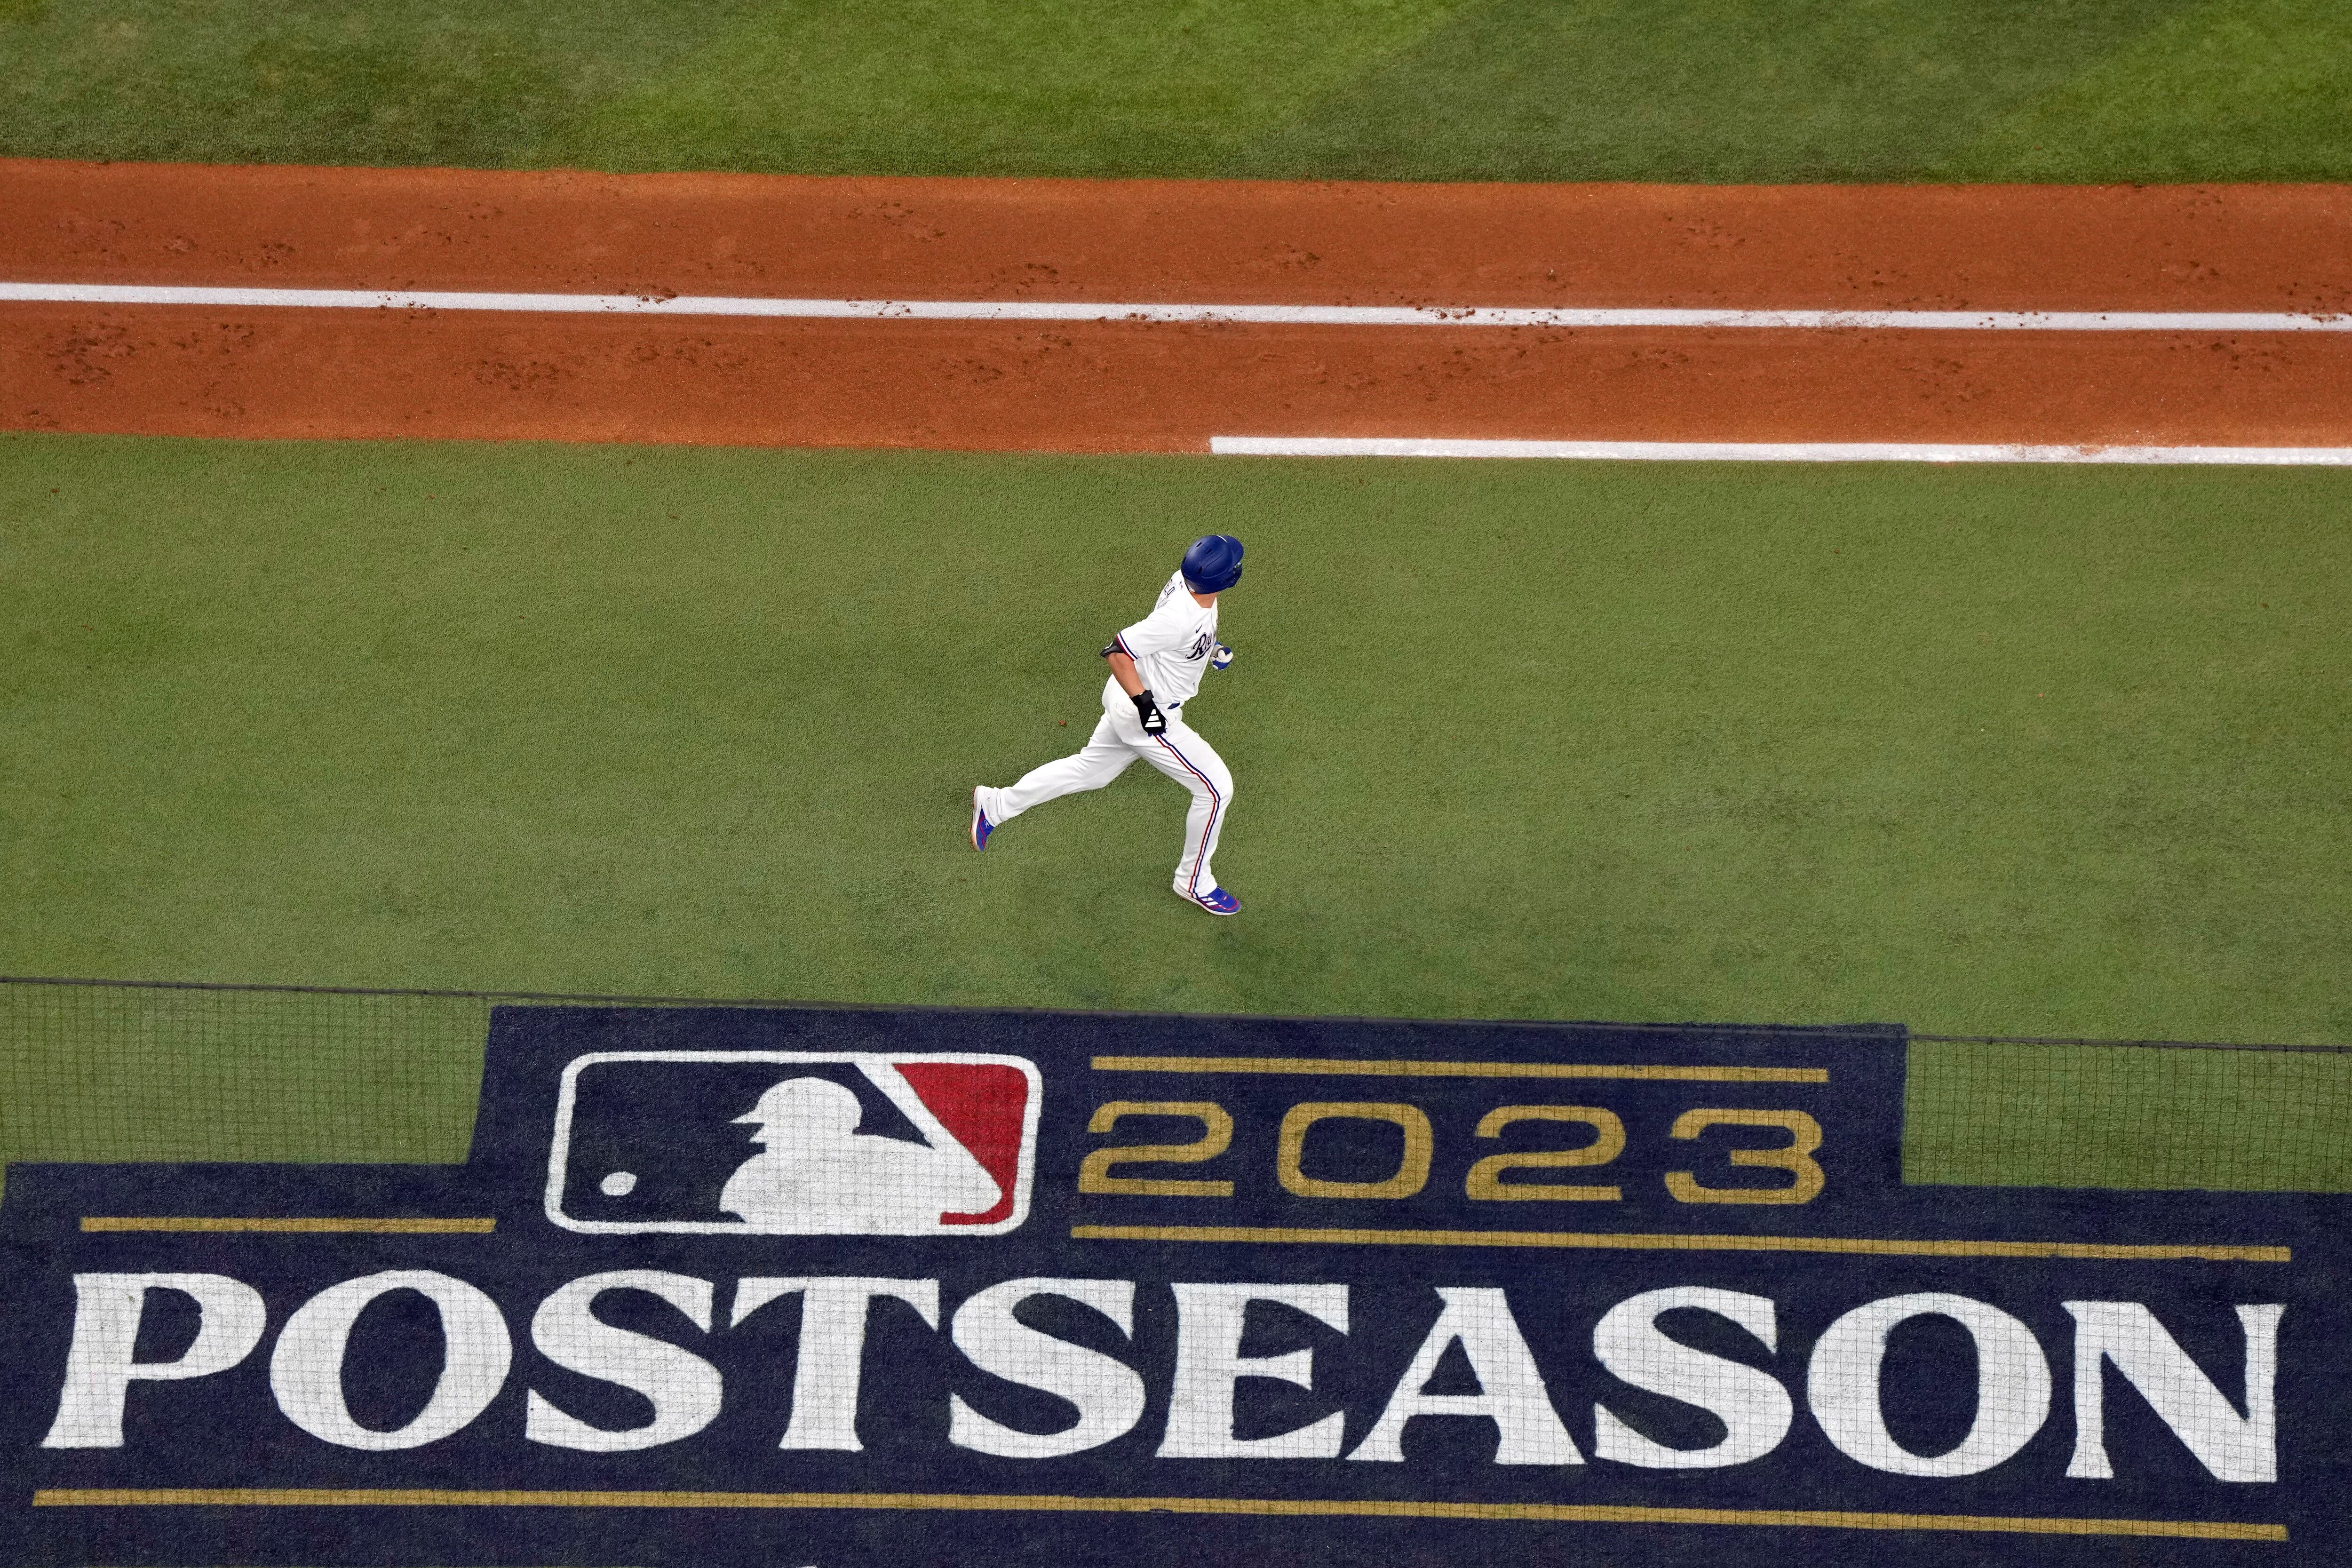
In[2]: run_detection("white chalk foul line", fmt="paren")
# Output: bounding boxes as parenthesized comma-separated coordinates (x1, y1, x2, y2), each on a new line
(1209, 438, 2352, 465)
(0, 282, 2347, 333)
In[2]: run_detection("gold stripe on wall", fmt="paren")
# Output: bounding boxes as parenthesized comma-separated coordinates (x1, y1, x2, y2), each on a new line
(1091, 1056, 1828, 1083)
(29, 1489, 2284, 1541)
(1069, 1224, 2289, 1263)
(80, 1217, 497, 1234)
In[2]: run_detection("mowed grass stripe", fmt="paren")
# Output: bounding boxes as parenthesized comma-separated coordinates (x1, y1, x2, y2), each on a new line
(0, 0, 2347, 182)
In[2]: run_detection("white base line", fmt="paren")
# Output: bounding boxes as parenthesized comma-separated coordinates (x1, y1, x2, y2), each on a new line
(1209, 437, 2352, 466)
(0, 282, 2348, 333)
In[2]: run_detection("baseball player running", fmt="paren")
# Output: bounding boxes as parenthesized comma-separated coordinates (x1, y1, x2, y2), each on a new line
(970, 534, 1245, 915)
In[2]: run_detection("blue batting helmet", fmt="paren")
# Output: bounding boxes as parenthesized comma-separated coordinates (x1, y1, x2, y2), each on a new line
(1180, 533, 1245, 593)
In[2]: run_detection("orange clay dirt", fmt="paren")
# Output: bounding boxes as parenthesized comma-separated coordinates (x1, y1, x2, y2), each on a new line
(3, 159, 2349, 452)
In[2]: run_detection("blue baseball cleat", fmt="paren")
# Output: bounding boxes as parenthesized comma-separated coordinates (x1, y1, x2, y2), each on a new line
(1185, 886, 1240, 915)
(970, 788, 994, 851)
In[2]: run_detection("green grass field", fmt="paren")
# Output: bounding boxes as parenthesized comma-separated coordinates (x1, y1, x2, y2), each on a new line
(3, 0, 2350, 181)
(3, 430, 2347, 1191)
(8, 433, 2344, 1038)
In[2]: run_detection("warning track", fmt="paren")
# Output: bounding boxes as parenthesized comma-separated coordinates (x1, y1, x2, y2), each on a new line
(4, 159, 2350, 454)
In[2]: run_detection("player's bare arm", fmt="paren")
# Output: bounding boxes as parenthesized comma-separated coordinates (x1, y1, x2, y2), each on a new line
(1103, 647, 1144, 695)
(1101, 645, 1166, 735)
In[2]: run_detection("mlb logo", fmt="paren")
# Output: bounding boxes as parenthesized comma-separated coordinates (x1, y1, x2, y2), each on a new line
(544, 1051, 1041, 1235)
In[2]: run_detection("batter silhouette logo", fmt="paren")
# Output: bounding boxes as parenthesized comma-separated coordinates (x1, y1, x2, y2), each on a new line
(545, 1051, 1041, 1234)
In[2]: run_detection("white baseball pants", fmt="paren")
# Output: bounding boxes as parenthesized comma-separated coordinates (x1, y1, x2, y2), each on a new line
(980, 700, 1232, 900)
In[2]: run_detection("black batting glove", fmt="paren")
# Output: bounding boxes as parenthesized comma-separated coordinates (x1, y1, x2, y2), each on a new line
(1132, 689, 1167, 735)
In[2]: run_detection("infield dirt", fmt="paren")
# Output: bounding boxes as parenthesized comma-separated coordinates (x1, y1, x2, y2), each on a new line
(4, 160, 2349, 451)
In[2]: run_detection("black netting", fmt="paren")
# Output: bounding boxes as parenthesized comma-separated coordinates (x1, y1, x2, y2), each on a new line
(3, 978, 2346, 1194)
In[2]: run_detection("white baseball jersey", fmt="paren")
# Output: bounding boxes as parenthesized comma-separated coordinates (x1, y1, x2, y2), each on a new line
(1104, 571, 1219, 712)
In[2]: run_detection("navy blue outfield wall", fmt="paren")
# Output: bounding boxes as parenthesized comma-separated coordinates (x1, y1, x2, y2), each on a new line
(1, 1006, 2342, 1565)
